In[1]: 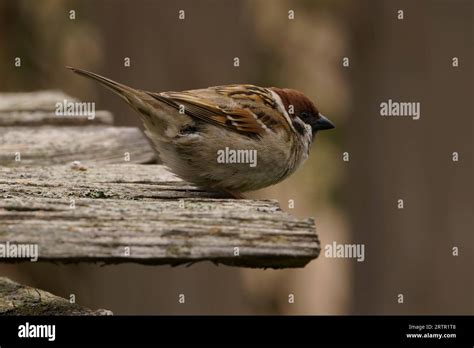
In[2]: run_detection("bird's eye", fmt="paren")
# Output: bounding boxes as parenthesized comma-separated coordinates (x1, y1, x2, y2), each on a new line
(300, 111, 311, 120)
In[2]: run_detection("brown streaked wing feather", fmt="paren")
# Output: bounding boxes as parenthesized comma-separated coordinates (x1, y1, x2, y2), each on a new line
(214, 85, 277, 109)
(146, 85, 288, 137)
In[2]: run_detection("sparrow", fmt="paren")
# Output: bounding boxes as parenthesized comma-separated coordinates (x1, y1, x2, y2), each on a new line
(67, 67, 334, 196)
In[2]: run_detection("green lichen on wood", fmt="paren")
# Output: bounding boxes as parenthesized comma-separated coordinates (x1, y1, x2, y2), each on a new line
(0, 277, 112, 316)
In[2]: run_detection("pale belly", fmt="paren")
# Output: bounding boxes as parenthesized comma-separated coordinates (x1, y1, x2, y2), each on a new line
(151, 125, 307, 192)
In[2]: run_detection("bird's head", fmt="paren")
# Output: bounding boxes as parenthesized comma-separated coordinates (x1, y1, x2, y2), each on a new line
(271, 88, 335, 139)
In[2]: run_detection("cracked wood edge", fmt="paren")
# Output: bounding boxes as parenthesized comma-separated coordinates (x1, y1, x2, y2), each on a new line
(0, 277, 113, 315)
(0, 126, 157, 166)
(0, 90, 113, 126)
(0, 110, 114, 126)
(0, 91, 79, 112)
(0, 165, 320, 269)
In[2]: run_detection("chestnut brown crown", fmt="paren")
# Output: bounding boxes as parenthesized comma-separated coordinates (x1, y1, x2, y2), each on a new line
(271, 88, 335, 136)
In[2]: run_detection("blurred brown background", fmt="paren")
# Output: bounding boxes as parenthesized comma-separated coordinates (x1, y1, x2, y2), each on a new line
(0, 0, 472, 314)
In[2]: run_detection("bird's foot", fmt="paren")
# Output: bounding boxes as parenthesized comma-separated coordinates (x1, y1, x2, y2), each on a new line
(221, 190, 246, 199)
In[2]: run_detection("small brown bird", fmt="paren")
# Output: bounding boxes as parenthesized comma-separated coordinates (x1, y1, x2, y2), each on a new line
(68, 67, 334, 196)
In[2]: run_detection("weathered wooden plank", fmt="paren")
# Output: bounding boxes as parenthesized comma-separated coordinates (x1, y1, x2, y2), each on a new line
(0, 91, 78, 112)
(0, 277, 112, 315)
(0, 165, 320, 268)
(0, 126, 156, 166)
(0, 90, 113, 126)
(0, 110, 114, 126)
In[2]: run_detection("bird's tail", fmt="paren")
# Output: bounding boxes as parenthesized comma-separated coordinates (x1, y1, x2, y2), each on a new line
(66, 66, 138, 101)
(67, 66, 182, 142)
(66, 66, 159, 124)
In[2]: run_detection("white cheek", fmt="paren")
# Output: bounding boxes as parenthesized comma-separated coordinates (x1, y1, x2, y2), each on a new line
(269, 90, 294, 130)
(304, 123, 312, 137)
(304, 124, 312, 155)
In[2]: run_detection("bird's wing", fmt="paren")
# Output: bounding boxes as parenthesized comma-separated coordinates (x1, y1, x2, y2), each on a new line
(146, 85, 290, 137)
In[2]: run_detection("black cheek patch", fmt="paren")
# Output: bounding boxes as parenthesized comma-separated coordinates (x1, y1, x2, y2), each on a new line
(292, 120, 306, 136)
(179, 124, 199, 135)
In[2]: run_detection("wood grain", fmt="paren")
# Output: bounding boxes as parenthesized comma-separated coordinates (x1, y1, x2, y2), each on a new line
(0, 91, 78, 112)
(0, 165, 320, 268)
(0, 126, 156, 166)
(0, 110, 114, 127)
(0, 277, 112, 315)
(0, 90, 113, 126)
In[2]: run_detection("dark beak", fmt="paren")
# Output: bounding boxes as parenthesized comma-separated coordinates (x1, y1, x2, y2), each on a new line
(315, 114, 335, 131)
